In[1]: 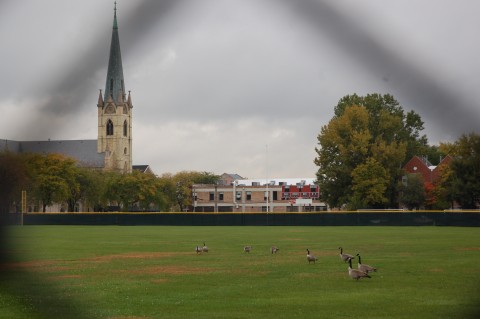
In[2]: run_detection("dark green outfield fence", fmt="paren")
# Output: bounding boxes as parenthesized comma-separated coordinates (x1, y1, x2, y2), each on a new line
(7, 211, 480, 226)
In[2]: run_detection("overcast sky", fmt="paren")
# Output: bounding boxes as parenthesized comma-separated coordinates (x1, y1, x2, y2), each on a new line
(1, 0, 479, 178)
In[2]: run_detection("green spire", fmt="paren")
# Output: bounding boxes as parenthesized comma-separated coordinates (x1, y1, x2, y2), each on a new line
(104, 2, 125, 104)
(113, 2, 118, 29)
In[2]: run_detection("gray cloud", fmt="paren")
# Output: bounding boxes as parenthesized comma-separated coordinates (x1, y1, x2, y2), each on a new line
(1, 0, 479, 177)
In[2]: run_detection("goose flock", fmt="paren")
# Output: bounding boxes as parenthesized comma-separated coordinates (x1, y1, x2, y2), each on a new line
(339, 248, 377, 280)
(193, 243, 378, 280)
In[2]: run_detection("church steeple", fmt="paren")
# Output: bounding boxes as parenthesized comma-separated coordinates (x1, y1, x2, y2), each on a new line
(98, 2, 133, 174)
(104, 2, 125, 104)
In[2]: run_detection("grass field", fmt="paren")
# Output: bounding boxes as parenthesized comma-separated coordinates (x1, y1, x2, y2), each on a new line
(1, 226, 479, 319)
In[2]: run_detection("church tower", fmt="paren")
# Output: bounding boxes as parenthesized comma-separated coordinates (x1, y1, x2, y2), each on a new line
(97, 4, 133, 173)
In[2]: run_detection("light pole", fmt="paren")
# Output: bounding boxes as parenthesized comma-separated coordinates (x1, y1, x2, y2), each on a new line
(214, 183, 218, 213)
(192, 186, 196, 212)
(265, 144, 269, 213)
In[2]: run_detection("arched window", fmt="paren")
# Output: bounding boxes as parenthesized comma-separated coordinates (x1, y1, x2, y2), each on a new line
(123, 120, 128, 137)
(106, 119, 114, 136)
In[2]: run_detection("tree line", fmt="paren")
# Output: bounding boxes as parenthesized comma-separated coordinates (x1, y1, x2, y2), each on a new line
(0, 152, 219, 214)
(1, 93, 478, 215)
(314, 93, 480, 210)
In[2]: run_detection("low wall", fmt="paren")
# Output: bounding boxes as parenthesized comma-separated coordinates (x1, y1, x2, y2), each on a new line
(7, 211, 480, 226)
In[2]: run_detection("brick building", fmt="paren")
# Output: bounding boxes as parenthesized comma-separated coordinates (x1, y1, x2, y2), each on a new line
(403, 155, 453, 183)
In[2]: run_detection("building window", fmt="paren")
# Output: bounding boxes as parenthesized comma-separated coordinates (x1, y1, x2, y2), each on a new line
(246, 191, 252, 201)
(106, 119, 114, 135)
(236, 191, 242, 200)
(219, 192, 224, 201)
(272, 191, 278, 200)
(123, 120, 128, 136)
(124, 147, 127, 155)
(110, 79, 114, 94)
(209, 192, 214, 201)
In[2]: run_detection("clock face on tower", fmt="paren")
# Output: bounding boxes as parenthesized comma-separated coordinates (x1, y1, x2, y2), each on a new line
(105, 104, 115, 114)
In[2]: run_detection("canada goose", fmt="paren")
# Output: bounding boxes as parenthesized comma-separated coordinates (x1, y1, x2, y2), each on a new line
(195, 246, 202, 254)
(356, 253, 377, 273)
(306, 249, 317, 264)
(202, 242, 209, 253)
(348, 258, 371, 280)
(271, 246, 279, 254)
(339, 247, 355, 263)
(244, 246, 252, 253)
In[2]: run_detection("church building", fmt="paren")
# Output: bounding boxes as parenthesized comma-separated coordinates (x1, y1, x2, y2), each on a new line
(1, 5, 142, 174)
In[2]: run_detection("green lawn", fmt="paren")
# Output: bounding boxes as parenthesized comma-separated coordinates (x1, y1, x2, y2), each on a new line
(1, 226, 479, 319)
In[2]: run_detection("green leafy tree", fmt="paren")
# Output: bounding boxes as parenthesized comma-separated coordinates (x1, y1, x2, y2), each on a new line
(441, 133, 480, 208)
(25, 153, 78, 212)
(103, 170, 176, 212)
(397, 173, 426, 210)
(152, 176, 175, 212)
(158, 171, 220, 212)
(315, 105, 370, 207)
(315, 93, 427, 209)
(105, 171, 142, 211)
(432, 164, 455, 209)
(156, 173, 178, 212)
(172, 171, 219, 212)
(194, 171, 220, 184)
(66, 167, 107, 212)
(64, 167, 83, 212)
(136, 171, 163, 211)
(0, 152, 28, 215)
(101, 171, 123, 210)
(350, 158, 390, 209)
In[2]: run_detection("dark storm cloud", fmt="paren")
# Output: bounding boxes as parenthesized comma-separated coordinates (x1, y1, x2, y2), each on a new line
(122, 0, 183, 46)
(276, 0, 478, 140)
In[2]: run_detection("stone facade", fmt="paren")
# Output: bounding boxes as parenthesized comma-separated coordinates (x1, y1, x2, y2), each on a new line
(97, 92, 133, 173)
